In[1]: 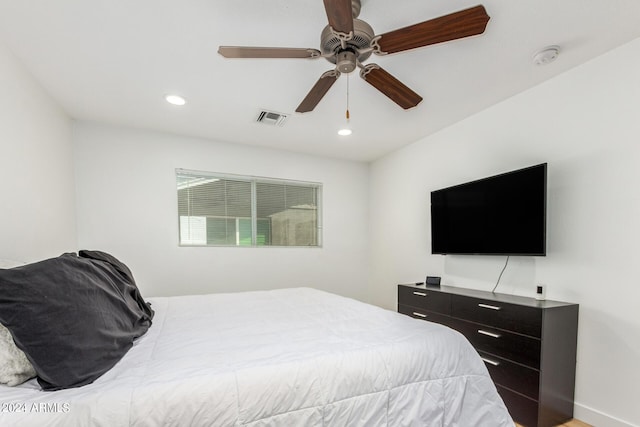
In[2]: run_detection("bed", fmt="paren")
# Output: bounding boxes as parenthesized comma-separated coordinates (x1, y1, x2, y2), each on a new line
(1, 253, 513, 426)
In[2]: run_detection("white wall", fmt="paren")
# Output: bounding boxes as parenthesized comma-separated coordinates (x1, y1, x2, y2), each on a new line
(0, 42, 76, 262)
(369, 37, 640, 427)
(73, 122, 370, 301)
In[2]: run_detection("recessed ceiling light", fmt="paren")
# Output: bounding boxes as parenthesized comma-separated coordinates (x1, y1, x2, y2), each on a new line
(165, 94, 186, 106)
(338, 128, 352, 136)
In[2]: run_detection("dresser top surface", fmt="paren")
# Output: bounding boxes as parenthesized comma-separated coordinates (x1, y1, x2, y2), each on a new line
(398, 283, 577, 309)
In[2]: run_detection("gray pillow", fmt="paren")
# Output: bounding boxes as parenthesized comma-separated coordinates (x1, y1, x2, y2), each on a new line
(0, 259, 36, 386)
(0, 252, 153, 390)
(0, 323, 36, 386)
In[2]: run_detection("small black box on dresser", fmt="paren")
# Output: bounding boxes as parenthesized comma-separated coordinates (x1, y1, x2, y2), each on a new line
(398, 283, 579, 427)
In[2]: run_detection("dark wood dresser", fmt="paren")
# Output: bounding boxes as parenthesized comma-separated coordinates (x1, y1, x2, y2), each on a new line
(398, 283, 578, 427)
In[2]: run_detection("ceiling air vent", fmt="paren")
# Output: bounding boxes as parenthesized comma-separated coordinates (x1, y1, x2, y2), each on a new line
(256, 110, 288, 126)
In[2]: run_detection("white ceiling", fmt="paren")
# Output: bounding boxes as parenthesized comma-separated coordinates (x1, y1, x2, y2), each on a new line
(1, 0, 639, 162)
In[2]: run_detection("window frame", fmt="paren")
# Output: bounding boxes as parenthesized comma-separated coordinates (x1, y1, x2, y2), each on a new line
(176, 168, 323, 248)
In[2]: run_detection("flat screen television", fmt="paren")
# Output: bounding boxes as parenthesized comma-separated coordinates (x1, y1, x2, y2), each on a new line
(431, 163, 547, 256)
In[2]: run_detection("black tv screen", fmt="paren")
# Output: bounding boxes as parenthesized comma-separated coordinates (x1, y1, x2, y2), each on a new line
(431, 163, 547, 256)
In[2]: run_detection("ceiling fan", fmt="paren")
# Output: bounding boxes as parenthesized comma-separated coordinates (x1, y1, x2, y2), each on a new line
(218, 0, 490, 113)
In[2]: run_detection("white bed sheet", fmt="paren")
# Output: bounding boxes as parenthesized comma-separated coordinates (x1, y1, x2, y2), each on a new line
(0, 288, 513, 426)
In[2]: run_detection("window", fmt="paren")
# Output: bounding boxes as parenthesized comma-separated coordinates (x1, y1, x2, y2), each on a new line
(177, 169, 322, 247)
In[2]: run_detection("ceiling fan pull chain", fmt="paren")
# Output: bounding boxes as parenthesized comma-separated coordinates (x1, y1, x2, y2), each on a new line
(346, 74, 350, 120)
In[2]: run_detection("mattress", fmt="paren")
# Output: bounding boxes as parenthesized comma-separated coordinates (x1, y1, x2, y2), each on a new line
(0, 288, 513, 426)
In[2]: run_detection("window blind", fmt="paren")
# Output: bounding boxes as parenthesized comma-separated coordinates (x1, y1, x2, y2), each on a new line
(176, 170, 321, 247)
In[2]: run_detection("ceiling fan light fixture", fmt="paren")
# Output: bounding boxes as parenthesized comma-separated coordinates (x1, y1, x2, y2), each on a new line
(338, 128, 352, 136)
(165, 94, 186, 106)
(336, 50, 358, 74)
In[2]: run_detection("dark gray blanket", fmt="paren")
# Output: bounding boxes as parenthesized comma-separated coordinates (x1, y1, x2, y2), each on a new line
(0, 251, 153, 390)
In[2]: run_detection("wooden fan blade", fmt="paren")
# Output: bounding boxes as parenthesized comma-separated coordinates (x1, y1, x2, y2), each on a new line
(296, 70, 341, 113)
(373, 5, 490, 55)
(218, 46, 321, 59)
(360, 64, 422, 110)
(323, 0, 354, 36)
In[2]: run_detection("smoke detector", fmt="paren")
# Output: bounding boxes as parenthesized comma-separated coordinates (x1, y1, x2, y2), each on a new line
(256, 110, 288, 126)
(533, 46, 560, 65)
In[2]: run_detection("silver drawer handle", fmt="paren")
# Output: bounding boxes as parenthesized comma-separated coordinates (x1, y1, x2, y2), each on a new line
(481, 357, 500, 367)
(412, 291, 427, 297)
(478, 303, 501, 310)
(478, 329, 501, 339)
(412, 312, 427, 318)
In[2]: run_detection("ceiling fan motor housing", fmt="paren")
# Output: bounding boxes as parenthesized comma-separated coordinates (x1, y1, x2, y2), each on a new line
(321, 18, 375, 68)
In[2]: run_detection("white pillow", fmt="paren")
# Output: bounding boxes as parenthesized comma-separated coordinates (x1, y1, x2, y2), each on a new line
(0, 258, 37, 386)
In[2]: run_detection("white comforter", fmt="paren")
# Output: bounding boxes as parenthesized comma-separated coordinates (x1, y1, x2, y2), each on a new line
(0, 288, 513, 426)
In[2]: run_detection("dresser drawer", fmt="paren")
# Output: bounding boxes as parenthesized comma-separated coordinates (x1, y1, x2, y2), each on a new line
(478, 350, 539, 400)
(398, 286, 451, 315)
(398, 304, 452, 325)
(447, 317, 541, 368)
(451, 294, 542, 338)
